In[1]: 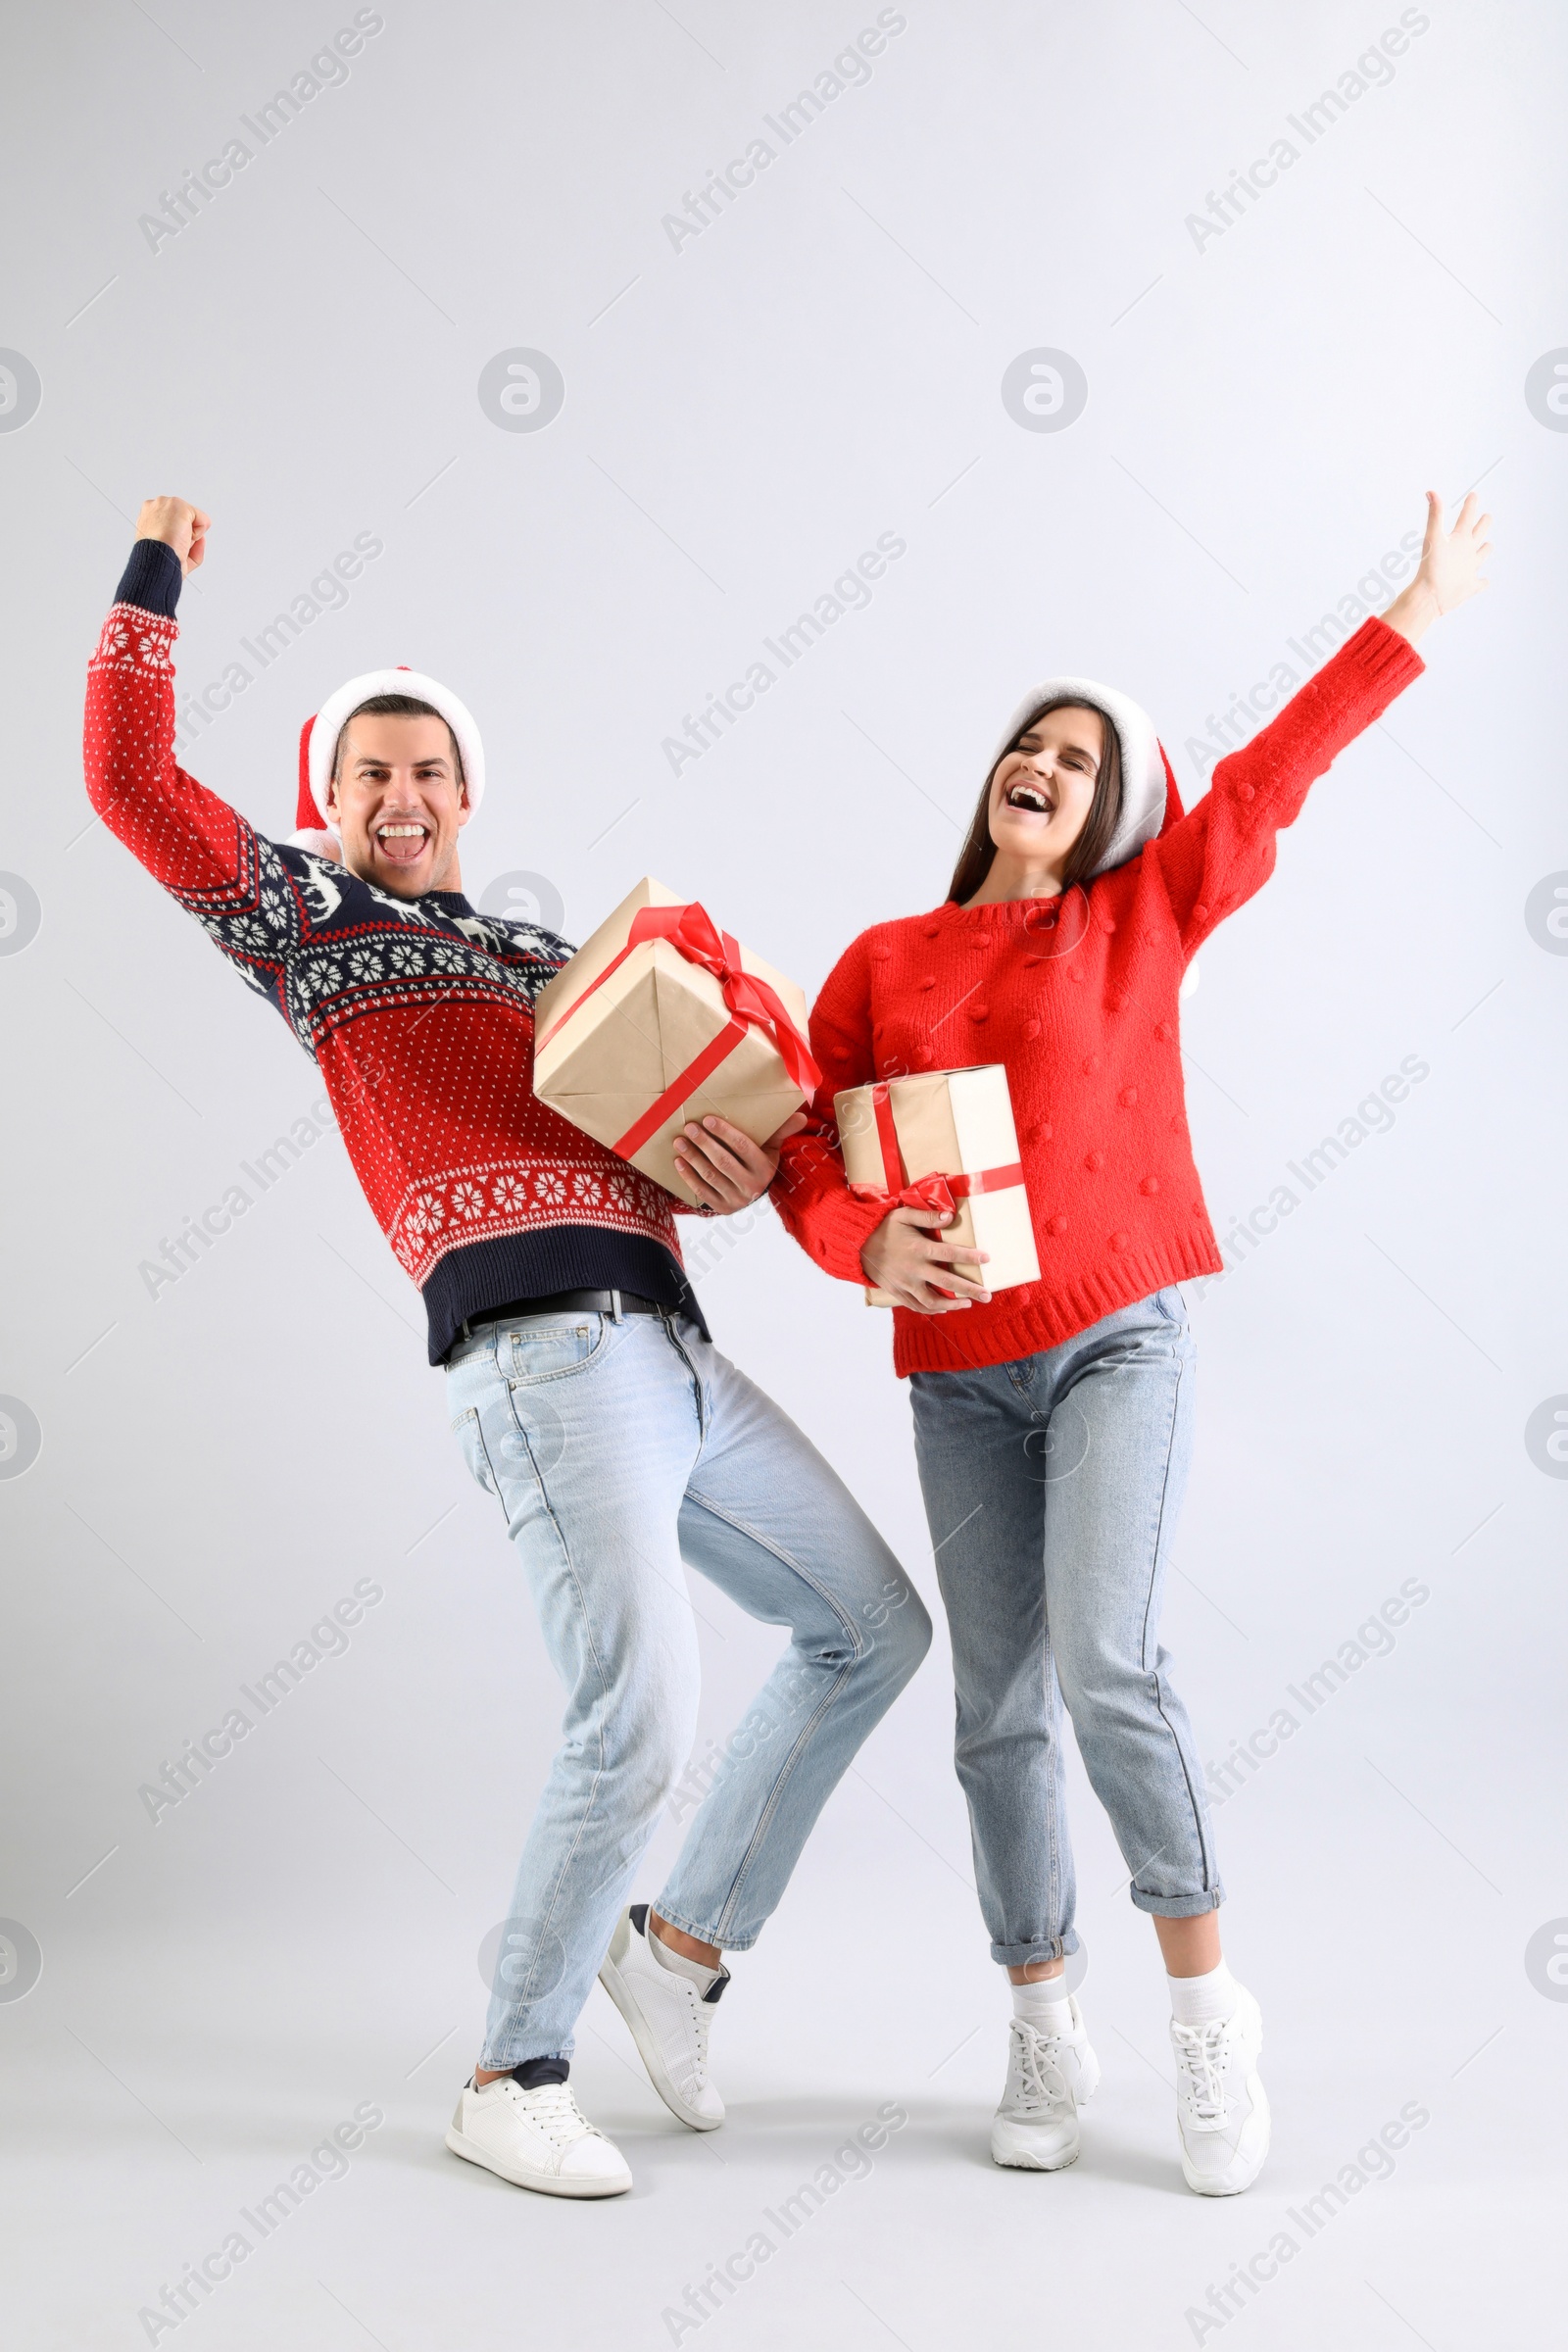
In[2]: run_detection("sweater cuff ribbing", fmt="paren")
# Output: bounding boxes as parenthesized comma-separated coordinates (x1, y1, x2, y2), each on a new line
(1345, 612, 1425, 692)
(114, 538, 183, 618)
(772, 1147, 890, 1285)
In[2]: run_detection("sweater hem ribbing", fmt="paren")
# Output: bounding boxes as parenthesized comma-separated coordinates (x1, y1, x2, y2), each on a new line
(892, 1232, 1224, 1377)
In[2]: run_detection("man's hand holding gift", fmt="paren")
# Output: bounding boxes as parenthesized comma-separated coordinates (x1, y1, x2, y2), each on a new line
(671, 1111, 808, 1213)
(531, 879, 816, 1213)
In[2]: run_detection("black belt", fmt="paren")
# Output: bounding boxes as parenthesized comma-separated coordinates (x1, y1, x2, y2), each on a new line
(460, 1288, 667, 1341)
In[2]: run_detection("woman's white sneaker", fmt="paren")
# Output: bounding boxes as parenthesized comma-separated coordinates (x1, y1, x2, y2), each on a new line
(1170, 1984, 1271, 2195)
(990, 1997, 1102, 2171)
(446, 2074, 632, 2197)
(599, 1904, 727, 2131)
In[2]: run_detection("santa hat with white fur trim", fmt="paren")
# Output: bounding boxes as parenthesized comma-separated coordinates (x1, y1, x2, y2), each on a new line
(992, 675, 1179, 878)
(287, 665, 485, 849)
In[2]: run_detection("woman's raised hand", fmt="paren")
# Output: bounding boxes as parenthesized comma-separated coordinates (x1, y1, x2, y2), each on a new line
(1383, 490, 1492, 645)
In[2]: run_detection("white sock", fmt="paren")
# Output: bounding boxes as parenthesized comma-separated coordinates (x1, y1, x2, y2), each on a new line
(1168, 1960, 1238, 2028)
(648, 1918, 721, 1993)
(1012, 1974, 1074, 2034)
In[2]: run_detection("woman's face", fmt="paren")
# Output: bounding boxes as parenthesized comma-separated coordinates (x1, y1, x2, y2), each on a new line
(987, 704, 1104, 877)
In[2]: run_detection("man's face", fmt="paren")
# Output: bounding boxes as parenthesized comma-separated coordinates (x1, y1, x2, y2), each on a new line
(324, 714, 468, 898)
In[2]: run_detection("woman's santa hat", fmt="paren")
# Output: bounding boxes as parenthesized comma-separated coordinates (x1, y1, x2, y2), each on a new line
(991, 675, 1181, 878)
(287, 666, 485, 850)
(994, 675, 1200, 993)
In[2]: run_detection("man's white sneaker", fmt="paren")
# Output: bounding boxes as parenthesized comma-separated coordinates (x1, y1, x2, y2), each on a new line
(1170, 1984, 1271, 2195)
(599, 1904, 726, 2131)
(990, 1997, 1102, 2172)
(446, 2074, 632, 2198)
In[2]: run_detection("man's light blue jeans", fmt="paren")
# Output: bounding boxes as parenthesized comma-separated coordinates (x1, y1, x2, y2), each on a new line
(909, 1288, 1222, 1970)
(447, 1305, 931, 2066)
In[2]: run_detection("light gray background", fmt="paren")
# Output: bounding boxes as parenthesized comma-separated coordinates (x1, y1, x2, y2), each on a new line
(2, 2, 1564, 2346)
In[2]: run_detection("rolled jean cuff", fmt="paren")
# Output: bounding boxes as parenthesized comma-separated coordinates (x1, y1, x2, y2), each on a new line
(481, 2035, 574, 2069)
(650, 1899, 735, 1951)
(990, 1929, 1082, 1969)
(1128, 1884, 1225, 1920)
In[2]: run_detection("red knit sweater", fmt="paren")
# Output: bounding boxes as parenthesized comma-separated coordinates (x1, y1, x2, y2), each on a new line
(773, 617, 1424, 1375)
(82, 604, 688, 1356)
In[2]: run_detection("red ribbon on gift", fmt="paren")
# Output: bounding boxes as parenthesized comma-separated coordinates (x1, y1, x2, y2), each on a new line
(847, 1081, 1023, 1215)
(538, 900, 821, 1162)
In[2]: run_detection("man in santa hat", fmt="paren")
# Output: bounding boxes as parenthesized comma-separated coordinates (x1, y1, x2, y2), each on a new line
(84, 497, 931, 2199)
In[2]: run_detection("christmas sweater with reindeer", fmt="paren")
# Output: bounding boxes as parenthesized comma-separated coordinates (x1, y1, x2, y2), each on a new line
(83, 549, 698, 1363)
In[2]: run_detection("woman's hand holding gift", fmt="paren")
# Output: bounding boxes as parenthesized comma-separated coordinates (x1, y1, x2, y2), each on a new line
(859, 1205, 993, 1313)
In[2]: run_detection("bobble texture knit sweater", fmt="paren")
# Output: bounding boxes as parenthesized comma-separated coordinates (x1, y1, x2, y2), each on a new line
(772, 616, 1424, 1376)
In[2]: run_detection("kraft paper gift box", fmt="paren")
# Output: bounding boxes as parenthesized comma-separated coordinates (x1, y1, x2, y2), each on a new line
(532, 877, 818, 1209)
(834, 1064, 1039, 1306)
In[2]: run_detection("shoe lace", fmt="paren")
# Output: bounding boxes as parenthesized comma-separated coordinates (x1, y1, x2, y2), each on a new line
(512, 2081, 598, 2146)
(1011, 2020, 1069, 2109)
(1171, 2018, 1230, 2128)
(671, 1980, 712, 2081)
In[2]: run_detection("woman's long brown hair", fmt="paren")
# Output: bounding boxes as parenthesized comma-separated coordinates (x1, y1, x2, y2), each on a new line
(947, 697, 1123, 905)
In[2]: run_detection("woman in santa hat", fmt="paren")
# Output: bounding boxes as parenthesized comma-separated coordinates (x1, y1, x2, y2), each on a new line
(726, 488, 1492, 2195)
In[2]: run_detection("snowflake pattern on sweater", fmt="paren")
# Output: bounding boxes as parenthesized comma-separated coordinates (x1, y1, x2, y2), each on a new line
(84, 604, 681, 1289)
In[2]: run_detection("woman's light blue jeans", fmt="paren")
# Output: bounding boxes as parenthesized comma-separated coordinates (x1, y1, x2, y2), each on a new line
(909, 1287, 1222, 1969)
(447, 1305, 931, 2066)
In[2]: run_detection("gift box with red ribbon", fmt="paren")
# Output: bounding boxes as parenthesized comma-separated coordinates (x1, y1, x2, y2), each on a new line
(835, 1064, 1039, 1305)
(532, 878, 819, 1209)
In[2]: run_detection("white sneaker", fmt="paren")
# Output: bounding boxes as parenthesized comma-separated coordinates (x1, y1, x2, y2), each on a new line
(1170, 1984, 1271, 2195)
(990, 1997, 1102, 2171)
(598, 1904, 726, 2131)
(446, 2074, 632, 2198)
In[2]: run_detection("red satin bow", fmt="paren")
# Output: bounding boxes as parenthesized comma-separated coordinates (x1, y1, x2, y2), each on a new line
(539, 897, 820, 1167)
(627, 903, 821, 1097)
(852, 1170, 960, 1217)
(847, 1081, 1022, 1217)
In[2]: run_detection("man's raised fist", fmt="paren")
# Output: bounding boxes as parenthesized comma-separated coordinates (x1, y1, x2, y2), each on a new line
(134, 496, 211, 577)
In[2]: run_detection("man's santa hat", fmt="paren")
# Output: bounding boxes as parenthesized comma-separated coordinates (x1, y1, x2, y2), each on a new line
(991, 675, 1182, 878)
(287, 666, 485, 850)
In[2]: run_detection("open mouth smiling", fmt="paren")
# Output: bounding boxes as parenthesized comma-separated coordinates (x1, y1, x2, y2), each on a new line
(1005, 781, 1054, 816)
(375, 821, 431, 862)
